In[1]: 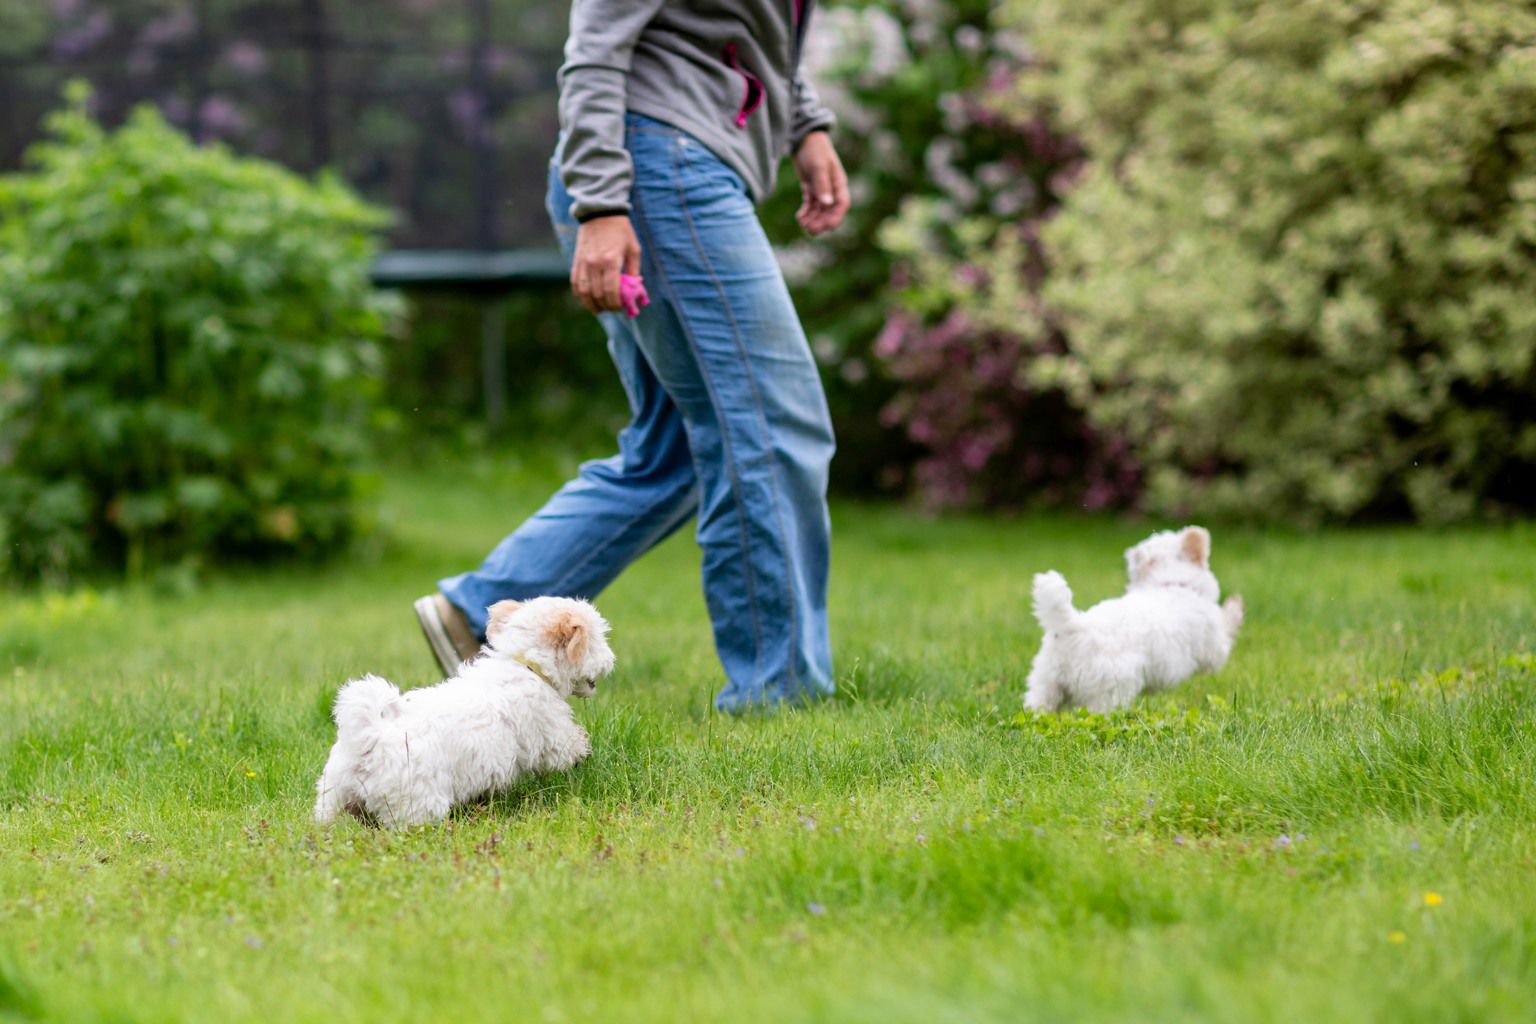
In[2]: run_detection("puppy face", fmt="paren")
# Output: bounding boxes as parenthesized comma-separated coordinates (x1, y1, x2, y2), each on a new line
(485, 596, 615, 698)
(1125, 526, 1220, 600)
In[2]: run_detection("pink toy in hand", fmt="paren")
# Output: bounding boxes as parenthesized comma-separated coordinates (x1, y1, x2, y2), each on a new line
(619, 274, 650, 318)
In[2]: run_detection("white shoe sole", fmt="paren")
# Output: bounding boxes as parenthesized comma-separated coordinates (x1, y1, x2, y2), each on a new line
(414, 596, 462, 676)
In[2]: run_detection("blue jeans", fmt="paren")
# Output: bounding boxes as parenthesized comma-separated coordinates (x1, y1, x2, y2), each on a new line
(439, 114, 835, 711)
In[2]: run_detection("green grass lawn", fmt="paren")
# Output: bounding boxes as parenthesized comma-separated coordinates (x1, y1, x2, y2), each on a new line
(3, 450, 1534, 1023)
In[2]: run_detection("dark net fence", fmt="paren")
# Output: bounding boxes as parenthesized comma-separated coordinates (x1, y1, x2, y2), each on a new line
(0, 0, 571, 249)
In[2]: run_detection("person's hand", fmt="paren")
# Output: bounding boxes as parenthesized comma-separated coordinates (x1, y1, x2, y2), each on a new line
(572, 215, 641, 314)
(793, 131, 849, 236)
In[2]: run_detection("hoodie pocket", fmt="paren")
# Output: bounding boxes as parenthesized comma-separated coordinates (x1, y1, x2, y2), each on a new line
(722, 43, 764, 129)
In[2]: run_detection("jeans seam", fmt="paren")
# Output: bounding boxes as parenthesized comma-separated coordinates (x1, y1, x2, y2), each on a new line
(666, 139, 805, 695)
(630, 142, 769, 690)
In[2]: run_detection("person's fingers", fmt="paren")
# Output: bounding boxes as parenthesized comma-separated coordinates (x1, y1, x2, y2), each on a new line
(805, 161, 834, 233)
(798, 198, 823, 230)
(807, 208, 830, 236)
(573, 217, 643, 313)
(810, 159, 835, 211)
(793, 150, 847, 236)
(579, 262, 605, 312)
(801, 198, 832, 235)
(571, 261, 598, 314)
(571, 225, 594, 310)
(798, 178, 826, 234)
(795, 153, 818, 218)
(595, 257, 622, 312)
(827, 163, 851, 231)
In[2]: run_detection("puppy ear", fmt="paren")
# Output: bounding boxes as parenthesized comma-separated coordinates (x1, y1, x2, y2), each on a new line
(485, 599, 522, 640)
(547, 609, 590, 666)
(1180, 527, 1211, 566)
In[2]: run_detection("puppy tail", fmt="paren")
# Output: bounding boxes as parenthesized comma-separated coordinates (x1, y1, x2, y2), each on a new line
(1032, 571, 1079, 634)
(332, 673, 401, 739)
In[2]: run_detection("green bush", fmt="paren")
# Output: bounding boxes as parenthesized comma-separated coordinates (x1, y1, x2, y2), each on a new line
(0, 86, 397, 582)
(1002, 0, 1536, 522)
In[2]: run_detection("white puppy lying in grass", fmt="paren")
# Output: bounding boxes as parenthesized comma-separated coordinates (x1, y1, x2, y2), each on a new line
(1023, 526, 1244, 714)
(314, 596, 613, 829)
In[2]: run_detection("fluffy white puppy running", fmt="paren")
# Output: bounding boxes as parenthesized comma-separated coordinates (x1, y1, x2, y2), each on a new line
(314, 596, 614, 828)
(1023, 526, 1244, 714)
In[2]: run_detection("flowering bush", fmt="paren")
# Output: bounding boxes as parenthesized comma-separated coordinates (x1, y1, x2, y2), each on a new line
(0, 87, 396, 582)
(766, 1, 1034, 495)
(786, 3, 1132, 510)
(873, 74, 1138, 511)
(1005, 0, 1536, 522)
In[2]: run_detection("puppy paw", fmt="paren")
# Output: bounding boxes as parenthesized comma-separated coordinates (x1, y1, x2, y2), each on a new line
(1022, 684, 1061, 714)
(1222, 594, 1245, 633)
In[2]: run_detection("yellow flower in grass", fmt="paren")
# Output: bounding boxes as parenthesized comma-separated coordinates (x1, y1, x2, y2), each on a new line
(1388, 930, 1407, 944)
(245, 770, 257, 779)
(1423, 892, 1443, 907)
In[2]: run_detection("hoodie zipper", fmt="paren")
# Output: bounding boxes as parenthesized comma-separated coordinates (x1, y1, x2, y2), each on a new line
(791, 0, 809, 64)
(723, 3, 812, 130)
(722, 41, 765, 129)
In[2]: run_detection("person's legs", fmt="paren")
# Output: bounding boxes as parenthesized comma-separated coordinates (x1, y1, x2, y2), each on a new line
(436, 158, 699, 637)
(440, 117, 835, 710)
(623, 115, 836, 710)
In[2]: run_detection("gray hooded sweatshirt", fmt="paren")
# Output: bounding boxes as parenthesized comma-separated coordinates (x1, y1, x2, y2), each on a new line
(557, 0, 836, 221)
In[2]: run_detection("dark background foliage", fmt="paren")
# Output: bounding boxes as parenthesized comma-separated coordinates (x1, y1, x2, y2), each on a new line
(1, 0, 566, 250)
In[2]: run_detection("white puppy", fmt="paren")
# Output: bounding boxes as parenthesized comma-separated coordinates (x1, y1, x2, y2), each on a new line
(1023, 526, 1244, 714)
(314, 596, 614, 828)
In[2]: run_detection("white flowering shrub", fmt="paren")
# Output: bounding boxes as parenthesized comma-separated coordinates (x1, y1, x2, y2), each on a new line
(1004, 0, 1536, 522)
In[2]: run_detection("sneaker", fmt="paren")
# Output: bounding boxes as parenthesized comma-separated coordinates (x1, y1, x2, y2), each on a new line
(414, 593, 481, 674)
